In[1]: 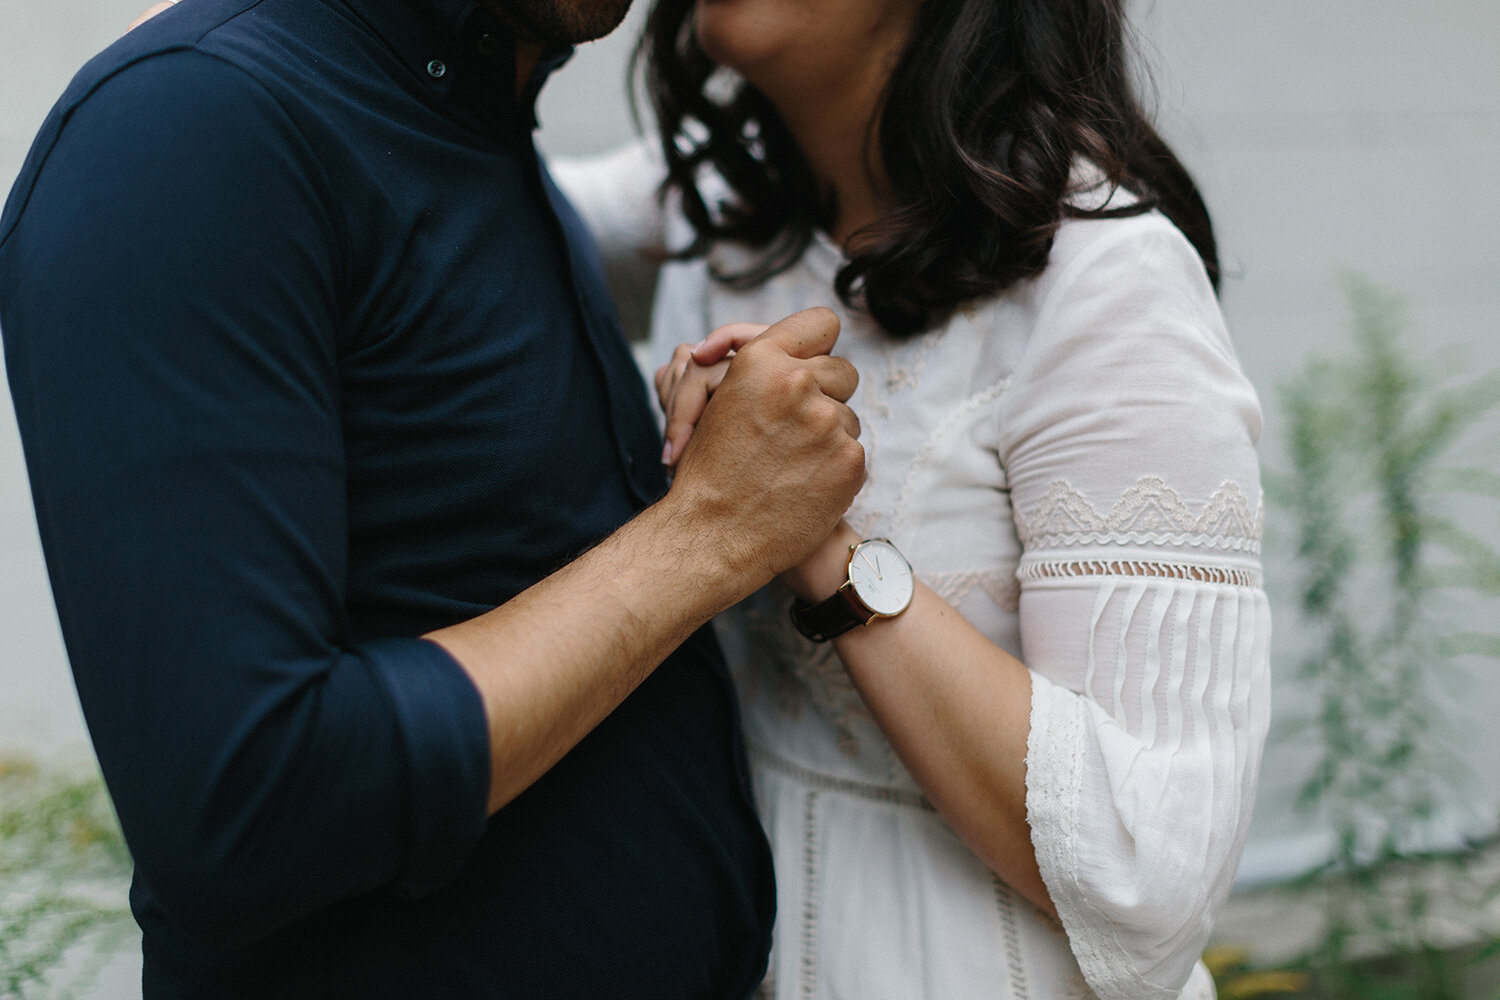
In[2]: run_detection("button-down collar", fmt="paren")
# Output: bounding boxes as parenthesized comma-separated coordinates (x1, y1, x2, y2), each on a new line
(331, 0, 572, 133)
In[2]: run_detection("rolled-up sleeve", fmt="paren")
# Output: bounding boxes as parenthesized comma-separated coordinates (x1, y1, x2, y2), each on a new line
(0, 50, 490, 949)
(997, 216, 1272, 998)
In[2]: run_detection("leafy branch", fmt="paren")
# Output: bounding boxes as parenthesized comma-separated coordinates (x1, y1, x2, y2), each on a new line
(0, 757, 135, 999)
(1265, 274, 1500, 999)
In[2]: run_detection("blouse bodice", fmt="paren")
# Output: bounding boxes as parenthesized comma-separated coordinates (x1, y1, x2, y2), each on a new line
(551, 143, 1270, 1000)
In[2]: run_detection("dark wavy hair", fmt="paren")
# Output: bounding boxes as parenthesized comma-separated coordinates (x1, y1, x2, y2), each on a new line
(639, 0, 1219, 337)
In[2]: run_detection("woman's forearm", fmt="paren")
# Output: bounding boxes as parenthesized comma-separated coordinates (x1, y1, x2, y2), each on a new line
(785, 523, 1055, 917)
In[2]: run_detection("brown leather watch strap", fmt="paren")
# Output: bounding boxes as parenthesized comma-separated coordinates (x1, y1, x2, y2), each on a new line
(788, 585, 870, 642)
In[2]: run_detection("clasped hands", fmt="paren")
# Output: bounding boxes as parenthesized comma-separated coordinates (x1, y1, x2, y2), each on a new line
(656, 308, 866, 600)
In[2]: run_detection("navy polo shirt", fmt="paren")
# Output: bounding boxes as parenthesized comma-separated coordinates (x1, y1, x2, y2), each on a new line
(0, 0, 773, 995)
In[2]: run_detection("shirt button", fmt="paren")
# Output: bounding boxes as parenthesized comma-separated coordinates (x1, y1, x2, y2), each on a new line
(426, 59, 447, 79)
(477, 34, 499, 57)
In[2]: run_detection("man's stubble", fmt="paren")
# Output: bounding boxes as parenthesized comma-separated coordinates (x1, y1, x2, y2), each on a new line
(485, 0, 636, 45)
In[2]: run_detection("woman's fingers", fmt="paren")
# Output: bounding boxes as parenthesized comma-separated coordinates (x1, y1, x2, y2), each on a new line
(663, 360, 729, 466)
(655, 314, 849, 467)
(655, 344, 695, 409)
(657, 322, 762, 406)
(691, 322, 766, 366)
(656, 326, 760, 466)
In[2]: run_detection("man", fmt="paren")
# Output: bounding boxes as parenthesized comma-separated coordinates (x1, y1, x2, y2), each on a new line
(0, 0, 863, 994)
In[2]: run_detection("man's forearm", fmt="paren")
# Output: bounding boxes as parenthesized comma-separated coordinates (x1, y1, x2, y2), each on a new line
(428, 308, 864, 814)
(426, 492, 746, 812)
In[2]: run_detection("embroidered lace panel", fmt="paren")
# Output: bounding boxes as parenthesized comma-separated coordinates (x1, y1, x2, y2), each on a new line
(1013, 476, 1262, 555)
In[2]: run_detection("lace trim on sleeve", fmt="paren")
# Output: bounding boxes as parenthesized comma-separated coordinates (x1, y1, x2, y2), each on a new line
(1017, 559, 1261, 588)
(1014, 477, 1262, 555)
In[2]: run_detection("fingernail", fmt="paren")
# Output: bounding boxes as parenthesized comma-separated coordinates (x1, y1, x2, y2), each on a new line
(661, 441, 673, 465)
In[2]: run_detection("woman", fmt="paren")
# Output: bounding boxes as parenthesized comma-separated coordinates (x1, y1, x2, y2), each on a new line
(554, 0, 1270, 997)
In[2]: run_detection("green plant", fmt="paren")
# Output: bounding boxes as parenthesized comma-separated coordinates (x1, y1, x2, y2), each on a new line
(0, 756, 134, 999)
(1268, 274, 1500, 999)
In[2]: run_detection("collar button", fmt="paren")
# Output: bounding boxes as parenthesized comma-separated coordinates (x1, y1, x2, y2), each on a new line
(477, 33, 500, 57)
(425, 59, 447, 79)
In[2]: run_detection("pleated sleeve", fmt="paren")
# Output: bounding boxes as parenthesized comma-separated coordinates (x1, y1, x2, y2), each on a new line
(997, 213, 1272, 999)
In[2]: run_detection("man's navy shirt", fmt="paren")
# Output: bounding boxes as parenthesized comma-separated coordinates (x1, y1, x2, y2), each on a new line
(0, 0, 773, 994)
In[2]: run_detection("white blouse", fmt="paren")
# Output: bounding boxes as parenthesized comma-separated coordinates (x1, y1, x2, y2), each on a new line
(552, 143, 1271, 1000)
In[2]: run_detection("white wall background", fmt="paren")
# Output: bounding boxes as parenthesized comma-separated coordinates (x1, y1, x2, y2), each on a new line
(3, 0, 1499, 914)
(1132, 2, 1500, 879)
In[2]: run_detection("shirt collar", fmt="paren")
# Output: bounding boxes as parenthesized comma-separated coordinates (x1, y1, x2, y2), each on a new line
(332, 0, 573, 132)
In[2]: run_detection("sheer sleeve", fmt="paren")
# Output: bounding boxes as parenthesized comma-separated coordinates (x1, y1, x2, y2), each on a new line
(996, 214, 1272, 999)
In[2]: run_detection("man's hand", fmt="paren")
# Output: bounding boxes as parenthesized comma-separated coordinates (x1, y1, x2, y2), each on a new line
(665, 307, 863, 584)
(423, 307, 858, 813)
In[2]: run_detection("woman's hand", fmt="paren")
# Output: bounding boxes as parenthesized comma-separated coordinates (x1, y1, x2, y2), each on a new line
(654, 322, 765, 466)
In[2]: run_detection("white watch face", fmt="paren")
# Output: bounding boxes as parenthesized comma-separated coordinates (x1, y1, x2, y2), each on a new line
(848, 539, 914, 617)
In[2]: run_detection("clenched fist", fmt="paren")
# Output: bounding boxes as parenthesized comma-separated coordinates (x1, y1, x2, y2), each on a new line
(665, 307, 864, 584)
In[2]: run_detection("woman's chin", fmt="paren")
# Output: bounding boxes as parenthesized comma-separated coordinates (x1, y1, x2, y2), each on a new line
(693, 7, 780, 80)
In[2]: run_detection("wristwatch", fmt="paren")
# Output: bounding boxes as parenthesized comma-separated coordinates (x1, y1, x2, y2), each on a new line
(789, 538, 914, 642)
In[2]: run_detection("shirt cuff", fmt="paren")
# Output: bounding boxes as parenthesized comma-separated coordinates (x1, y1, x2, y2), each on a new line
(360, 636, 491, 897)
